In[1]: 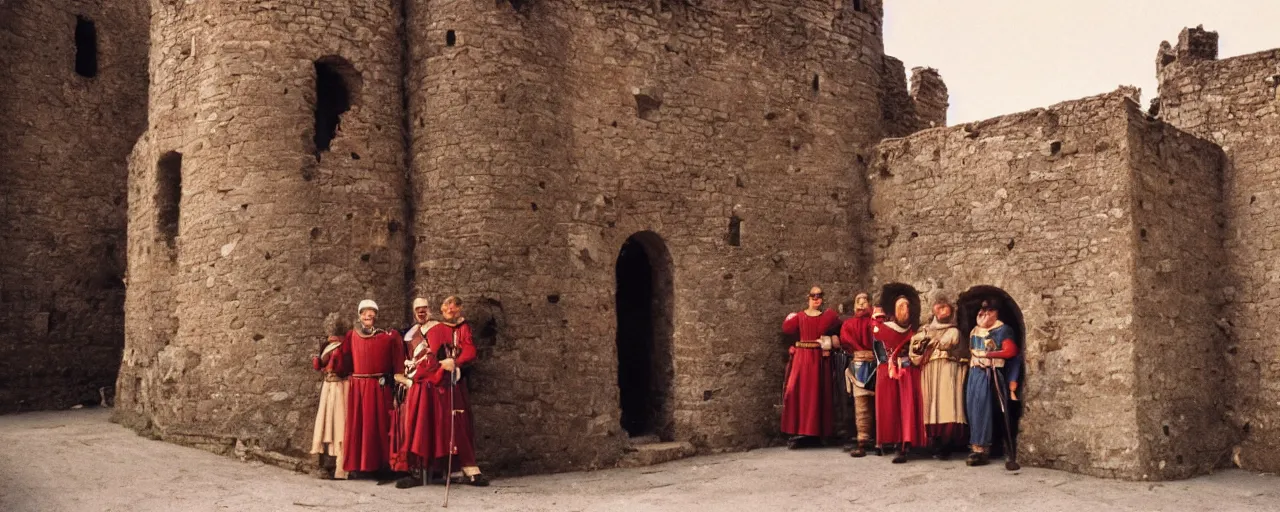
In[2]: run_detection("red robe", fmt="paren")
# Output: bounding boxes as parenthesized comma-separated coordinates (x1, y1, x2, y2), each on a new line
(423, 318, 480, 471)
(393, 323, 444, 471)
(342, 328, 405, 473)
(781, 308, 841, 437)
(873, 319, 924, 446)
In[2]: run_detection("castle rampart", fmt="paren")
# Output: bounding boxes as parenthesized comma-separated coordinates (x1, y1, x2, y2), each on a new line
(871, 89, 1230, 479)
(1154, 26, 1280, 473)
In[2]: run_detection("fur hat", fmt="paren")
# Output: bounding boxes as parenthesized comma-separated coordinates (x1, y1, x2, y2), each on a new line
(357, 299, 379, 314)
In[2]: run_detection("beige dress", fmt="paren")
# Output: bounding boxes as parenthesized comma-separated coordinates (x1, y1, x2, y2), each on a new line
(311, 341, 348, 479)
(913, 321, 968, 427)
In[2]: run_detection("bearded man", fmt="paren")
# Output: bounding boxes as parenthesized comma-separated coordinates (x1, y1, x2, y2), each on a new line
(910, 292, 968, 459)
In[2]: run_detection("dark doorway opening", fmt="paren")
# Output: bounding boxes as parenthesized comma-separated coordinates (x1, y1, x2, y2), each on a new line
(313, 56, 359, 157)
(75, 16, 97, 78)
(615, 231, 675, 440)
(878, 282, 921, 329)
(956, 285, 1026, 457)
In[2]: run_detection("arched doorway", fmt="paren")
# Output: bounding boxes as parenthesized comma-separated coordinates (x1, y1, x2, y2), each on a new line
(957, 285, 1026, 458)
(878, 282, 922, 329)
(615, 231, 675, 440)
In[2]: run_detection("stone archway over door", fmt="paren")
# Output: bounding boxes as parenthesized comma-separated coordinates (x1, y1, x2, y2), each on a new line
(957, 285, 1026, 458)
(614, 231, 675, 440)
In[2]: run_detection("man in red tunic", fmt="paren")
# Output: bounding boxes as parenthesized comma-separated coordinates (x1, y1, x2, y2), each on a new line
(393, 297, 443, 488)
(342, 299, 405, 478)
(838, 292, 876, 457)
(781, 286, 842, 448)
(873, 295, 923, 463)
(423, 296, 490, 486)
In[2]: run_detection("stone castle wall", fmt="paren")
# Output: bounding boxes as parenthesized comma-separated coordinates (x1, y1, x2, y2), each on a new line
(1125, 104, 1235, 478)
(0, 0, 148, 412)
(871, 90, 1229, 480)
(113, 0, 409, 465)
(409, 0, 886, 473)
(6, 1, 1278, 482)
(1154, 27, 1280, 473)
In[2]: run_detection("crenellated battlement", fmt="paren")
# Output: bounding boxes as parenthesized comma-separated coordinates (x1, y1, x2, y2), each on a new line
(1156, 25, 1219, 77)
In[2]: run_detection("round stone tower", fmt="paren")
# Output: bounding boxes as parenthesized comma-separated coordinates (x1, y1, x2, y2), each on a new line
(409, 0, 889, 472)
(115, 0, 409, 462)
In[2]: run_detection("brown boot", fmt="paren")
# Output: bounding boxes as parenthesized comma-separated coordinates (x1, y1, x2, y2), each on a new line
(966, 451, 989, 467)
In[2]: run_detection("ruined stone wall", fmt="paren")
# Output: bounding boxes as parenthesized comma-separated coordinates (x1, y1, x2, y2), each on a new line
(910, 66, 947, 129)
(1155, 27, 1280, 472)
(1125, 106, 1235, 478)
(0, 0, 148, 411)
(114, 0, 408, 465)
(879, 57, 947, 138)
(410, 0, 886, 473)
(871, 90, 1179, 479)
(880, 55, 917, 138)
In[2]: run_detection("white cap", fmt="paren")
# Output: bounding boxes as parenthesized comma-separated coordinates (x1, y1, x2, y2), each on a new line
(357, 299, 379, 314)
(412, 297, 431, 310)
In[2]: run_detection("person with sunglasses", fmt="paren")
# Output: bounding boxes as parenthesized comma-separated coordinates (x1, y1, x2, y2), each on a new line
(781, 286, 842, 449)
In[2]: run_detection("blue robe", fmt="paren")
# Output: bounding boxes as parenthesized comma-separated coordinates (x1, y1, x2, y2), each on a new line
(965, 322, 1017, 448)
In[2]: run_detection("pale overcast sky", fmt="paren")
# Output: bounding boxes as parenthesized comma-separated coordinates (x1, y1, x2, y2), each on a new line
(883, 0, 1280, 124)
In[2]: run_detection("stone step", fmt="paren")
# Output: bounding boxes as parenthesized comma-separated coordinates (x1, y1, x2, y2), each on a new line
(625, 434, 662, 448)
(617, 441, 696, 468)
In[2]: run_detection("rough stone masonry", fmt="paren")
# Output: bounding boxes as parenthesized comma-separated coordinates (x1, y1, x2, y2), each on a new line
(1, 1, 1276, 481)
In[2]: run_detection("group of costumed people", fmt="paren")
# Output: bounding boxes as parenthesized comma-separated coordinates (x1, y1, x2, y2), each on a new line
(309, 296, 491, 488)
(782, 286, 1023, 469)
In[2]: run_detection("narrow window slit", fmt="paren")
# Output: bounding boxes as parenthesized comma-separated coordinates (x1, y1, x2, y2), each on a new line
(156, 151, 183, 247)
(75, 16, 98, 78)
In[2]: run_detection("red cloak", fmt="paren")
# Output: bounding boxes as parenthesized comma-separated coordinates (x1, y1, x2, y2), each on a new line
(872, 319, 924, 446)
(393, 323, 444, 471)
(780, 308, 841, 437)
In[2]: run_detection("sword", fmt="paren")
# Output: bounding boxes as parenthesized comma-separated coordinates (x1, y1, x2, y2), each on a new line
(987, 365, 1021, 471)
(443, 330, 460, 508)
(443, 367, 460, 507)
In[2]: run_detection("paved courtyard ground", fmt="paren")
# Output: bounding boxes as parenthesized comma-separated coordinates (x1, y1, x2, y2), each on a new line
(0, 409, 1276, 511)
